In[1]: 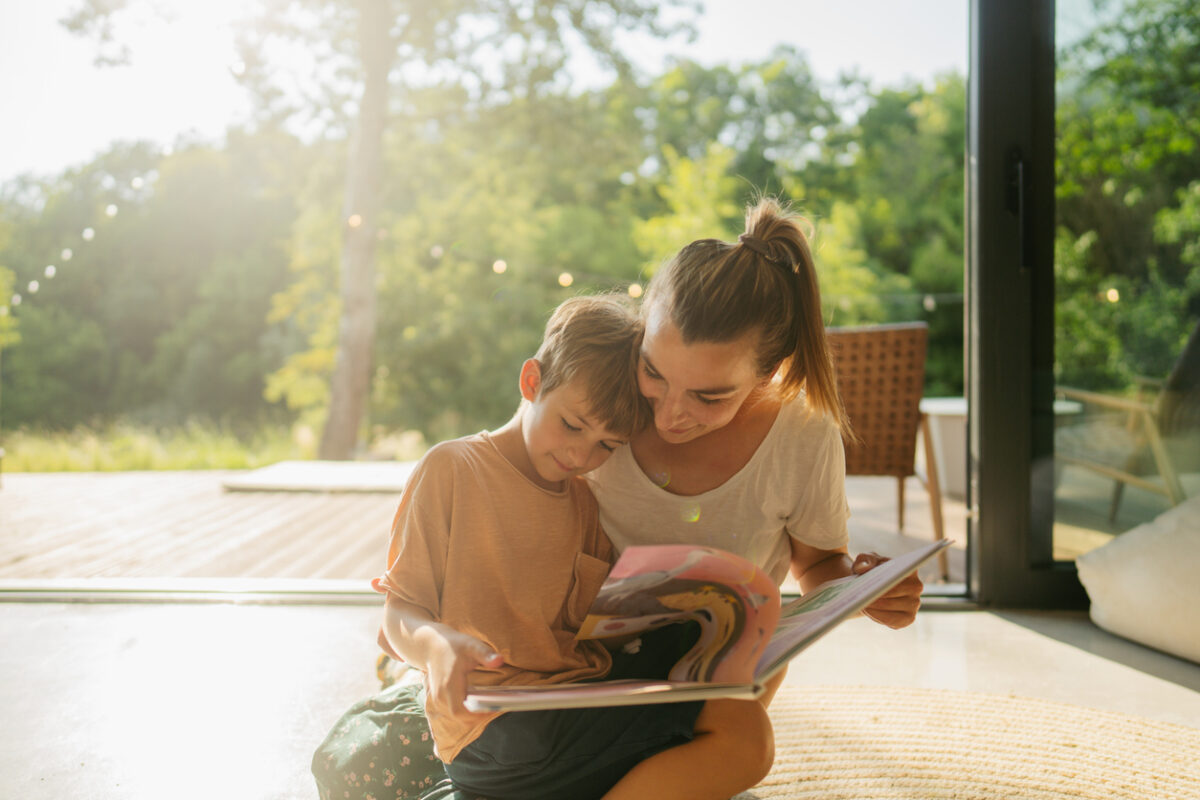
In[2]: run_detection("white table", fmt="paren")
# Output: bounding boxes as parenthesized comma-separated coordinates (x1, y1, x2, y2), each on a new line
(919, 397, 1082, 500)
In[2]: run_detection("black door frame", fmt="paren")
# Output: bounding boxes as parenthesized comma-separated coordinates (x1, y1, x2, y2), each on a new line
(967, 0, 1088, 607)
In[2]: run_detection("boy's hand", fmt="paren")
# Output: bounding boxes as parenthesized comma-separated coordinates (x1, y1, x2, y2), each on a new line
(424, 630, 505, 724)
(852, 552, 923, 629)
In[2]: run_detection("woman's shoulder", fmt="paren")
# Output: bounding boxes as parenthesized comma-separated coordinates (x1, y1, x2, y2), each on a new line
(774, 394, 843, 443)
(757, 395, 845, 473)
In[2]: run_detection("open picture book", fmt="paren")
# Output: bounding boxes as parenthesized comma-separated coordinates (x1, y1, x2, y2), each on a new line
(465, 537, 952, 712)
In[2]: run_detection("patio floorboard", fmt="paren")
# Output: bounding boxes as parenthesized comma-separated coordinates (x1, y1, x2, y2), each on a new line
(0, 469, 967, 585)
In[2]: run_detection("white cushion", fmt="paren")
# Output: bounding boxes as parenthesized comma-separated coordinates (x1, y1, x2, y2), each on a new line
(1076, 495, 1200, 664)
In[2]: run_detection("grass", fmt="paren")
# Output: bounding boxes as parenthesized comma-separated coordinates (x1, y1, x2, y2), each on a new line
(0, 421, 316, 472)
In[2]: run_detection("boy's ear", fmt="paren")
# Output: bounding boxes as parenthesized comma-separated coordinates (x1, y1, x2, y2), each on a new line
(519, 359, 542, 401)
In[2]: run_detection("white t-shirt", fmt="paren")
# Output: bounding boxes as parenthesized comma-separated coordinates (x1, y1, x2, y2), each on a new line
(585, 398, 851, 585)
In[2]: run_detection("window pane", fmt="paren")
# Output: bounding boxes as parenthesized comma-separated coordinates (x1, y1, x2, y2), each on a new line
(1053, 0, 1200, 561)
(1, 2, 967, 587)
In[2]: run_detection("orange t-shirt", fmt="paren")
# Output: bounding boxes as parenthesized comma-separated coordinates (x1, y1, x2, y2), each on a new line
(372, 432, 614, 762)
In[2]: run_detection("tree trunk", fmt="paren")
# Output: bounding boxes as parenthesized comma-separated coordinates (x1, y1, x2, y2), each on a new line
(319, 0, 393, 460)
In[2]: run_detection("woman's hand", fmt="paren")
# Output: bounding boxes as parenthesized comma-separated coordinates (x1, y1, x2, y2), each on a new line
(852, 552, 923, 629)
(423, 629, 505, 725)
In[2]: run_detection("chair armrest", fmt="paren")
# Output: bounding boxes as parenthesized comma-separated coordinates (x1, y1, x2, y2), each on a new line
(1055, 386, 1156, 415)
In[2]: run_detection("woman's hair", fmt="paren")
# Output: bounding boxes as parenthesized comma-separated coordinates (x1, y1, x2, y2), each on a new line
(535, 294, 651, 437)
(642, 196, 848, 430)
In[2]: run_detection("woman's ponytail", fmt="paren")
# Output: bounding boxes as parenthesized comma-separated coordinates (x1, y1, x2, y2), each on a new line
(741, 199, 847, 431)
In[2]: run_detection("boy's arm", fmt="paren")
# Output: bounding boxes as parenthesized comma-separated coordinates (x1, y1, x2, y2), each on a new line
(381, 594, 504, 724)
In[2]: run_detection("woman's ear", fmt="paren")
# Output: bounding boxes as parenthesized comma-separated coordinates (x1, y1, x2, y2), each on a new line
(519, 359, 542, 401)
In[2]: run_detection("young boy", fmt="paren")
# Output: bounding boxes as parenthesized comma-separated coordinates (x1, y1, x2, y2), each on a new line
(372, 295, 773, 800)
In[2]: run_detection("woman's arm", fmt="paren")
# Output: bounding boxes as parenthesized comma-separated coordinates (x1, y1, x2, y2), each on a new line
(381, 594, 503, 723)
(789, 538, 853, 592)
(788, 538, 923, 629)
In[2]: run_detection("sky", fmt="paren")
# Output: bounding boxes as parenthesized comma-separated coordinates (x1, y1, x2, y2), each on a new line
(0, 0, 967, 184)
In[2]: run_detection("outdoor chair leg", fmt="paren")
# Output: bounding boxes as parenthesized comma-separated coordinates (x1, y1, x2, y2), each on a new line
(1108, 481, 1125, 523)
(919, 413, 949, 581)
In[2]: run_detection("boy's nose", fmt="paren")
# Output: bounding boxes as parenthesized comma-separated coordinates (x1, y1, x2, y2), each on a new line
(562, 446, 583, 469)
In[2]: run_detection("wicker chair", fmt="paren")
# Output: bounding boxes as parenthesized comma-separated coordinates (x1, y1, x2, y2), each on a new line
(827, 322, 948, 580)
(1056, 320, 1200, 521)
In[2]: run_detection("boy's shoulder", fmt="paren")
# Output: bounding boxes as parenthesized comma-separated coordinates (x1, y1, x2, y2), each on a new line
(419, 432, 492, 470)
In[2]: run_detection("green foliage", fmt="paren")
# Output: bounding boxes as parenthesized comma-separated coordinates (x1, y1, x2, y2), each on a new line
(850, 74, 966, 283)
(0, 131, 308, 429)
(4, 29, 977, 446)
(261, 147, 346, 428)
(371, 150, 583, 440)
(0, 265, 18, 351)
(1055, 225, 1197, 390)
(1055, 229, 1128, 388)
(638, 47, 845, 203)
(812, 202, 908, 326)
(1154, 180, 1200, 274)
(3, 420, 311, 472)
(632, 144, 741, 272)
(1054, 0, 1200, 391)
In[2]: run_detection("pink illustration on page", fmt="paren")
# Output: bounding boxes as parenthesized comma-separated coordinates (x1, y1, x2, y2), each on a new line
(576, 545, 781, 684)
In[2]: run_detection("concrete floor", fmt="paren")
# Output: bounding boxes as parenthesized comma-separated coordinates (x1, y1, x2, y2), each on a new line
(1, 601, 1196, 800)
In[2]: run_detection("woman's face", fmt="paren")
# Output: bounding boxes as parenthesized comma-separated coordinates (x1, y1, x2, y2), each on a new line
(638, 304, 767, 444)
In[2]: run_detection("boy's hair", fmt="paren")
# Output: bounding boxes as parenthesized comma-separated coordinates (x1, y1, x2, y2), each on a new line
(643, 196, 848, 432)
(534, 294, 650, 437)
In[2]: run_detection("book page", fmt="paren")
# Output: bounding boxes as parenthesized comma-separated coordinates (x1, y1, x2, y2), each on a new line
(753, 540, 951, 680)
(464, 679, 761, 712)
(576, 545, 780, 683)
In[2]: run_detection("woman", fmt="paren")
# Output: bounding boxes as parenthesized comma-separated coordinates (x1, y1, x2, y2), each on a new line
(587, 196, 922, 634)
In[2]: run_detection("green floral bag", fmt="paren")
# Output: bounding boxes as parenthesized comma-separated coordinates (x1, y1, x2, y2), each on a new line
(312, 678, 471, 800)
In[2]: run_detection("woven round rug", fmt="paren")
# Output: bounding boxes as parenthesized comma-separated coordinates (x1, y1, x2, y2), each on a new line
(738, 685, 1200, 800)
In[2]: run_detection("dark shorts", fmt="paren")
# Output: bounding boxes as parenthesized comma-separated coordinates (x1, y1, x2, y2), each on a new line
(445, 623, 705, 800)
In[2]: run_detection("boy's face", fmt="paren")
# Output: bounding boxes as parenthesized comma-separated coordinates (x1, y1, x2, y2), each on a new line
(520, 361, 627, 487)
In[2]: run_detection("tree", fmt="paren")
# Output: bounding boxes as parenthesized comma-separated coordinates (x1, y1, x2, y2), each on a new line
(635, 46, 848, 205)
(1054, 0, 1200, 387)
(1056, 0, 1200, 283)
(67, 0, 693, 458)
(0, 133, 306, 429)
(266, 77, 659, 442)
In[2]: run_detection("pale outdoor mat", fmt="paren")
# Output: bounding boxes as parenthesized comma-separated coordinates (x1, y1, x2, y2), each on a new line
(739, 685, 1200, 800)
(221, 460, 417, 493)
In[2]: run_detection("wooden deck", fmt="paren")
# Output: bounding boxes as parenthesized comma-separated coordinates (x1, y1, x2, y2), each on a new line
(0, 469, 968, 584)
